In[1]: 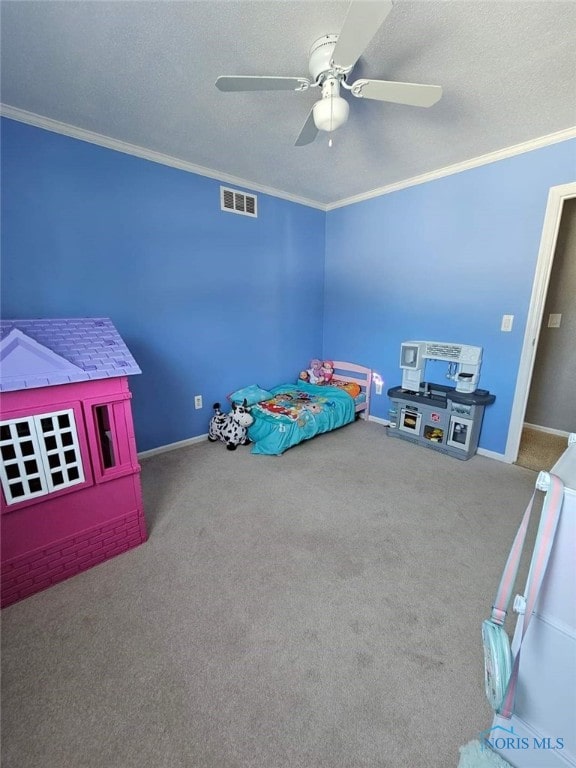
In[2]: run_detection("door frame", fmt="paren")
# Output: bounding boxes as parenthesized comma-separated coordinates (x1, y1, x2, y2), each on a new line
(505, 181, 576, 463)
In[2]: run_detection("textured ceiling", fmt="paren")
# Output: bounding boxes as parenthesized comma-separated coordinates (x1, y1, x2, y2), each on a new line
(1, 0, 575, 206)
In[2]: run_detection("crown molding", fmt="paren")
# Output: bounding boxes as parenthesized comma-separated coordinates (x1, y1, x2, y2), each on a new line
(0, 104, 326, 211)
(2, 104, 575, 213)
(326, 126, 576, 210)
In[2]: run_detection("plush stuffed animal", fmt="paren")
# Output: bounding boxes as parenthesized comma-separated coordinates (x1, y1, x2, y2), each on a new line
(307, 359, 324, 384)
(321, 361, 334, 383)
(299, 370, 310, 382)
(208, 399, 254, 451)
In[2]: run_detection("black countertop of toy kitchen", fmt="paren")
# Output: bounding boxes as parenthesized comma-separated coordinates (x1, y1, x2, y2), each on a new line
(387, 383, 496, 407)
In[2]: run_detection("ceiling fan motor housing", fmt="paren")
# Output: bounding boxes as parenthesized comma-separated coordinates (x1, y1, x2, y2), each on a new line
(308, 34, 352, 83)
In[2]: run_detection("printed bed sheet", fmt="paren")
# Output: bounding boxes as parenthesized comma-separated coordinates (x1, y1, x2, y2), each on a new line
(248, 381, 356, 455)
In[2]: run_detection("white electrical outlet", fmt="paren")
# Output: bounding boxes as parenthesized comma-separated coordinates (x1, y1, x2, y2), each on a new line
(194, 395, 203, 409)
(501, 314, 514, 332)
(375, 380, 383, 395)
(548, 313, 562, 328)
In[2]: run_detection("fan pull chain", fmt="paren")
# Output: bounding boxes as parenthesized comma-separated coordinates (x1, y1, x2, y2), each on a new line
(329, 85, 334, 147)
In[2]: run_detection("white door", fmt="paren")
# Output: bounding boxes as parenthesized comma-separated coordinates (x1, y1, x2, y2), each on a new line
(506, 182, 576, 463)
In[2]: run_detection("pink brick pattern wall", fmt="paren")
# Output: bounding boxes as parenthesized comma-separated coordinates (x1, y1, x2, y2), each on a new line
(1, 509, 147, 608)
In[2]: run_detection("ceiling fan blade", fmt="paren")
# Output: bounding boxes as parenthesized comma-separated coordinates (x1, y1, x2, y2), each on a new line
(295, 109, 318, 146)
(350, 78, 442, 107)
(216, 76, 310, 92)
(331, 0, 393, 72)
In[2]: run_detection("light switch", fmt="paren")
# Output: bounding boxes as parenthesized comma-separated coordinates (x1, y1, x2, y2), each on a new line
(548, 313, 562, 328)
(501, 314, 514, 332)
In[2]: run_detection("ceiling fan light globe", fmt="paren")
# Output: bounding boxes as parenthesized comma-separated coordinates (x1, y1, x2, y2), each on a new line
(312, 95, 349, 133)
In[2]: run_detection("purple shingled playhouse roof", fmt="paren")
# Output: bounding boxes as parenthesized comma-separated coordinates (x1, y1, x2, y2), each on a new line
(0, 318, 141, 392)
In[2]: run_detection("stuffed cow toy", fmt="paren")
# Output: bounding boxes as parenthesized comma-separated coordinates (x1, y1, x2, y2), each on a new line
(208, 399, 254, 450)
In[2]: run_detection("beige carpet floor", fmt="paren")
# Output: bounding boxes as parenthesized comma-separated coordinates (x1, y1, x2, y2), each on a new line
(0, 421, 546, 768)
(515, 426, 568, 472)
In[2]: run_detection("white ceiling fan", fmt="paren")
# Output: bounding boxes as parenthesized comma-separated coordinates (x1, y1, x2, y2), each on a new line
(215, 0, 442, 147)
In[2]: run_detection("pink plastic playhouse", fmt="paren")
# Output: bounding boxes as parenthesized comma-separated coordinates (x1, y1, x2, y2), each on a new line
(0, 318, 147, 608)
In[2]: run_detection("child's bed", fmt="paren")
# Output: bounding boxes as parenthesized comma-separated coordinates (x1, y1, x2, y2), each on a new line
(230, 361, 372, 456)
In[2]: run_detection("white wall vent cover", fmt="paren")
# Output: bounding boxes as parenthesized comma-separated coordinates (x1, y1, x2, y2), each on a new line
(220, 186, 257, 218)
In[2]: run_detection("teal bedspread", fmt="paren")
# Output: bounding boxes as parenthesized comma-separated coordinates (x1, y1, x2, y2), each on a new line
(248, 381, 355, 455)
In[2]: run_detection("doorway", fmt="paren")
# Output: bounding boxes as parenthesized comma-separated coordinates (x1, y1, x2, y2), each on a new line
(505, 182, 576, 465)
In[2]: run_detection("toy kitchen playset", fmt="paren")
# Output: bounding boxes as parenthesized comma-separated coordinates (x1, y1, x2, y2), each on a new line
(386, 341, 495, 460)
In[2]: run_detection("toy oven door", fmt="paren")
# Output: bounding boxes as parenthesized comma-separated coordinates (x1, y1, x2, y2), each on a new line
(399, 407, 422, 436)
(447, 416, 473, 451)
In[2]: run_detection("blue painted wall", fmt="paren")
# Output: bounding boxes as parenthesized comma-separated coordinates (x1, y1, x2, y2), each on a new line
(1, 119, 325, 451)
(2, 118, 574, 455)
(324, 139, 576, 453)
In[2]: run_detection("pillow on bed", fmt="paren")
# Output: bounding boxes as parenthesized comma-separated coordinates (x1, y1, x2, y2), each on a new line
(229, 384, 274, 406)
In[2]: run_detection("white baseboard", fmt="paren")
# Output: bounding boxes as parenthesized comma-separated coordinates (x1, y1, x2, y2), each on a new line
(138, 434, 208, 459)
(477, 447, 509, 463)
(368, 415, 390, 426)
(524, 422, 571, 438)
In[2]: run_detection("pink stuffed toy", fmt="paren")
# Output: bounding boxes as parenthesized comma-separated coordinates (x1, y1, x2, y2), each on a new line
(321, 361, 334, 383)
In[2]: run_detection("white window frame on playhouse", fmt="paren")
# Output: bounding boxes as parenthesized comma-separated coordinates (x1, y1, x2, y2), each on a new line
(0, 409, 85, 506)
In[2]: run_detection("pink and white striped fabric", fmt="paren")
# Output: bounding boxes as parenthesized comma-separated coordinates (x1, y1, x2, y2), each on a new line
(498, 473, 564, 718)
(488, 472, 565, 718)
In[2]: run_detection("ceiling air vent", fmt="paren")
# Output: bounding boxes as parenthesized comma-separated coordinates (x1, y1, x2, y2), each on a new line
(220, 186, 257, 218)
